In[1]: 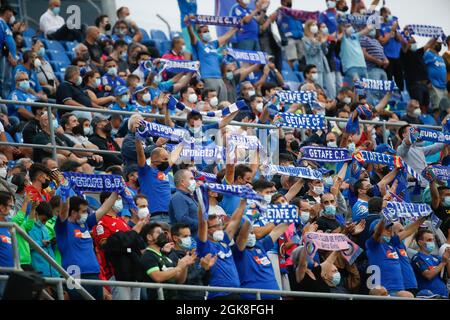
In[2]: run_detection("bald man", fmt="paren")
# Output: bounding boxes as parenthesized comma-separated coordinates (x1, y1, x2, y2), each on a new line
(83, 27, 103, 67)
(39, 0, 85, 42)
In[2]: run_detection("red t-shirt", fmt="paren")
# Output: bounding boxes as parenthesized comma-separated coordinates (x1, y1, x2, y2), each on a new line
(92, 214, 131, 280)
(25, 185, 51, 202)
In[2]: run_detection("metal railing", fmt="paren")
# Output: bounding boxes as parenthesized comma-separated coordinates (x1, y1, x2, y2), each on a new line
(0, 99, 444, 161)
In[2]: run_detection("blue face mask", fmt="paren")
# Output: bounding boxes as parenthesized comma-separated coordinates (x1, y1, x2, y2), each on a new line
(95, 78, 101, 87)
(52, 6, 61, 15)
(120, 95, 130, 104)
(37, 47, 46, 57)
(19, 80, 30, 91)
(52, 119, 59, 129)
(202, 32, 212, 42)
(444, 196, 450, 207)
(425, 242, 435, 253)
(324, 205, 336, 216)
(382, 235, 391, 243)
(226, 71, 234, 81)
(332, 272, 341, 286)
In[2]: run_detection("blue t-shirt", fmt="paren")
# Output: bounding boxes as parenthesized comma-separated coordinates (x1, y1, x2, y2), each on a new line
(366, 235, 404, 292)
(340, 32, 366, 73)
(178, 0, 197, 28)
(0, 227, 13, 268)
(412, 252, 448, 297)
(7, 89, 37, 119)
(138, 164, 172, 214)
(318, 9, 338, 34)
(0, 18, 16, 58)
(352, 199, 369, 222)
(55, 214, 100, 274)
(12, 65, 42, 93)
(196, 232, 240, 299)
(277, 12, 304, 39)
(394, 240, 418, 290)
(195, 40, 222, 79)
(423, 50, 447, 89)
(101, 74, 127, 96)
(232, 235, 280, 300)
(109, 102, 137, 112)
(231, 4, 259, 42)
(380, 20, 402, 59)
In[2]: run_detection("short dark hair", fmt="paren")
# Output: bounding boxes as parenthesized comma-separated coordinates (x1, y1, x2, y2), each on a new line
(415, 229, 433, 243)
(60, 113, 75, 131)
(140, 222, 162, 242)
(253, 178, 275, 192)
(113, 39, 128, 50)
(398, 124, 411, 139)
(368, 197, 383, 213)
(69, 196, 88, 215)
(36, 202, 53, 219)
(201, 88, 216, 101)
(95, 14, 108, 28)
(170, 223, 190, 237)
(234, 164, 252, 180)
(105, 165, 124, 176)
(49, 195, 61, 211)
(187, 111, 202, 122)
(100, 192, 112, 204)
(11, 173, 27, 194)
(304, 64, 317, 76)
(0, 191, 13, 207)
(29, 163, 51, 182)
(116, 6, 127, 18)
(134, 194, 147, 203)
(354, 179, 366, 196)
(261, 83, 277, 97)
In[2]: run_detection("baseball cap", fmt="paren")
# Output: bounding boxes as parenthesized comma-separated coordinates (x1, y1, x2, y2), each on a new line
(134, 85, 148, 95)
(113, 86, 129, 97)
(375, 144, 396, 155)
(416, 289, 440, 299)
(91, 114, 109, 128)
(369, 218, 394, 235)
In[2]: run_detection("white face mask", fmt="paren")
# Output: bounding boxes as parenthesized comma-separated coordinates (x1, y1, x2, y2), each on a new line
(34, 58, 42, 68)
(321, 27, 329, 35)
(343, 97, 352, 104)
(327, 141, 338, 148)
(188, 93, 198, 104)
(83, 126, 92, 136)
(77, 213, 88, 225)
(300, 211, 310, 224)
(327, 1, 336, 9)
(413, 108, 422, 117)
(212, 230, 224, 242)
(313, 185, 324, 195)
(348, 142, 356, 152)
(142, 92, 151, 103)
(180, 236, 192, 250)
(256, 102, 264, 113)
(137, 207, 150, 219)
(112, 199, 123, 213)
(243, 0, 251, 5)
(311, 73, 319, 82)
(209, 96, 219, 107)
(248, 90, 256, 98)
(0, 167, 7, 179)
(187, 179, 197, 193)
(410, 43, 418, 52)
(246, 233, 256, 247)
(310, 25, 319, 34)
(263, 194, 273, 204)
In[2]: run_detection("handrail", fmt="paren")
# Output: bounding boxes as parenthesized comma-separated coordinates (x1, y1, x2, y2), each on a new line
(0, 222, 94, 300)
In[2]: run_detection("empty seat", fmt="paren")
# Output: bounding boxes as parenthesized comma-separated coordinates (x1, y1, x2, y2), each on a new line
(23, 27, 37, 37)
(150, 29, 168, 41)
(156, 40, 172, 55)
(51, 61, 69, 74)
(63, 41, 79, 53)
(23, 36, 33, 48)
(139, 28, 151, 43)
(42, 39, 66, 53)
(47, 50, 71, 65)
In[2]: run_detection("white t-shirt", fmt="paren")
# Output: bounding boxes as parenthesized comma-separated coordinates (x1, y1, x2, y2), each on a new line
(439, 243, 450, 257)
(208, 204, 226, 217)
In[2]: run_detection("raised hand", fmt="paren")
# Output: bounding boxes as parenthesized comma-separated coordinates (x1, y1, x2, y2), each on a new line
(200, 253, 218, 271)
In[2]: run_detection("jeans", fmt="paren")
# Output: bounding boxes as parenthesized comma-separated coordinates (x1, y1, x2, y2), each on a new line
(150, 212, 171, 224)
(367, 67, 388, 104)
(110, 276, 141, 300)
(343, 67, 368, 87)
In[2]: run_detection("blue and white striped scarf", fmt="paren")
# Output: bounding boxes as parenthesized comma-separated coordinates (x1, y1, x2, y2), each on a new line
(354, 78, 397, 92)
(382, 201, 433, 222)
(301, 146, 352, 163)
(167, 95, 247, 118)
(404, 24, 446, 41)
(261, 205, 299, 224)
(193, 170, 218, 183)
(159, 59, 200, 76)
(422, 165, 450, 182)
(226, 48, 269, 65)
(262, 165, 323, 180)
(190, 14, 242, 27)
(273, 113, 326, 130)
(409, 127, 450, 144)
(135, 120, 189, 142)
(276, 90, 317, 104)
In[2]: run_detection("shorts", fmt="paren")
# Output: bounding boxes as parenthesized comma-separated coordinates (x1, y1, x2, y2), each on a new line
(284, 38, 304, 61)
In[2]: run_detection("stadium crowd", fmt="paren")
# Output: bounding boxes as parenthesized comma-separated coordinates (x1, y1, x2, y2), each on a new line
(0, 0, 450, 300)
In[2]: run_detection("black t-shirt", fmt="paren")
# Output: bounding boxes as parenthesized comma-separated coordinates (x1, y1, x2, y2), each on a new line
(56, 81, 93, 109)
(83, 40, 103, 63)
(400, 114, 424, 125)
(32, 131, 71, 162)
(316, 216, 342, 233)
(433, 204, 450, 233)
(140, 247, 177, 300)
(291, 265, 330, 294)
(22, 119, 41, 144)
(401, 48, 428, 84)
(89, 133, 122, 170)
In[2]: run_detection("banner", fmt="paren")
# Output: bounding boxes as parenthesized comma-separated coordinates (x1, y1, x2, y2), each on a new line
(410, 127, 450, 144)
(225, 48, 268, 65)
(341, 239, 364, 265)
(60, 173, 137, 211)
(193, 170, 218, 183)
(276, 91, 317, 104)
(179, 145, 224, 162)
(168, 95, 247, 118)
(405, 24, 446, 41)
(263, 165, 323, 180)
(304, 232, 350, 258)
(273, 113, 326, 130)
(159, 59, 200, 75)
(422, 165, 450, 182)
(354, 78, 396, 92)
(260, 204, 299, 224)
(135, 120, 188, 142)
(382, 201, 433, 222)
(301, 146, 352, 163)
(227, 134, 262, 150)
(189, 14, 241, 27)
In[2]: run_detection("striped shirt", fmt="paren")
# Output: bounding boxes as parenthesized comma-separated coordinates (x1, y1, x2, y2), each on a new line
(360, 36, 387, 69)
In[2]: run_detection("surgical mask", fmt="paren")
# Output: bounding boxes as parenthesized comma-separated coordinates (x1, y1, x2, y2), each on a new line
(83, 126, 92, 136)
(75, 76, 82, 86)
(179, 236, 193, 250)
(121, 95, 130, 104)
(209, 97, 219, 107)
(52, 119, 59, 129)
(137, 207, 150, 219)
(311, 73, 319, 82)
(413, 108, 422, 117)
(77, 213, 88, 225)
(327, 141, 337, 148)
(52, 7, 61, 15)
(410, 43, 418, 52)
(343, 97, 352, 104)
(95, 78, 101, 87)
(153, 74, 162, 85)
(368, 29, 376, 38)
(324, 176, 333, 187)
(248, 90, 256, 98)
(321, 27, 329, 35)
(187, 179, 197, 193)
(332, 272, 341, 286)
(323, 205, 336, 216)
(112, 199, 123, 213)
(189, 126, 202, 135)
(444, 196, 450, 207)
(300, 211, 310, 224)
(347, 142, 356, 153)
(246, 233, 256, 248)
(382, 235, 391, 243)
(107, 67, 118, 76)
(9, 15, 15, 24)
(188, 93, 198, 104)
(212, 230, 224, 242)
(142, 92, 151, 103)
(202, 32, 212, 42)
(181, 45, 186, 53)
(425, 242, 435, 253)
(0, 167, 7, 179)
(310, 25, 319, 34)
(263, 194, 273, 204)
(327, 1, 336, 9)
(256, 102, 264, 113)
(37, 47, 46, 57)
(313, 186, 324, 195)
(387, 15, 393, 22)
(6, 209, 15, 221)
(18, 80, 30, 90)
(226, 71, 234, 81)
(243, 0, 251, 5)
(34, 59, 42, 69)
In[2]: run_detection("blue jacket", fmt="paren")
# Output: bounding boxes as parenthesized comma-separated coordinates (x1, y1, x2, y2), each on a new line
(28, 221, 60, 278)
(169, 189, 198, 234)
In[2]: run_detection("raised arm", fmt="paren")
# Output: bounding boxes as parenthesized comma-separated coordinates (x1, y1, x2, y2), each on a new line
(377, 167, 399, 196)
(185, 15, 198, 46)
(218, 27, 239, 47)
(135, 138, 147, 168)
(397, 217, 426, 241)
(172, 73, 193, 93)
(269, 223, 290, 243)
(197, 205, 208, 242)
(219, 110, 239, 129)
(95, 192, 118, 222)
(430, 181, 440, 210)
(169, 142, 185, 167)
(235, 218, 251, 251)
(296, 246, 308, 283)
(373, 218, 385, 242)
(284, 179, 304, 202)
(225, 199, 247, 239)
(374, 92, 392, 114)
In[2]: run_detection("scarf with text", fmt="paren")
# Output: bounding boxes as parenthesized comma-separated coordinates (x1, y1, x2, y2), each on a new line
(382, 201, 433, 222)
(301, 146, 352, 163)
(354, 78, 397, 92)
(168, 95, 247, 118)
(409, 127, 450, 145)
(276, 90, 317, 104)
(260, 205, 299, 224)
(135, 120, 189, 142)
(273, 113, 326, 130)
(190, 14, 241, 27)
(225, 48, 269, 65)
(422, 165, 450, 183)
(159, 59, 200, 76)
(404, 24, 446, 41)
(262, 165, 323, 180)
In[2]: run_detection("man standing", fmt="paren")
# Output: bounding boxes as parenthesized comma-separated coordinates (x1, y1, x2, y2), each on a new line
(423, 40, 447, 110)
(231, 0, 263, 51)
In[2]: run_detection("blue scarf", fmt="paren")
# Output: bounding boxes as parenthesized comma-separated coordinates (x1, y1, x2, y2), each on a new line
(159, 59, 200, 75)
(276, 90, 317, 104)
(382, 201, 433, 222)
(135, 120, 189, 142)
(301, 146, 352, 163)
(422, 165, 450, 182)
(168, 95, 247, 118)
(263, 165, 323, 180)
(60, 173, 138, 211)
(354, 78, 396, 92)
(337, 13, 375, 26)
(261, 205, 299, 224)
(404, 24, 446, 41)
(179, 145, 224, 162)
(273, 113, 325, 130)
(345, 105, 373, 134)
(190, 14, 241, 27)
(410, 127, 450, 144)
(226, 48, 268, 65)
(193, 170, 218, 183)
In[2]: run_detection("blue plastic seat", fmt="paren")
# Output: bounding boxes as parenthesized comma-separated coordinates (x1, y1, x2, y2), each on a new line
(23, 27, 36, 37)
(170, 31, 182, 39)
(47, 50, 71, 65)
(42, 39, 66, 53)
(150, 29, 168, 41)
(420, 114, 438, 126)
(139, 28, 151, 43)
(155, 40, 172, 55)
(51, 61, 69, 74)
(23, 36, 33, 48)
(85, 195, 101, 210)
(63, 41, 78, 53)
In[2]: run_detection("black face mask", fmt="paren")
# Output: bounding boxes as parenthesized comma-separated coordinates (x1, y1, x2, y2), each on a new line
(339, 5, 349, 12)
(435, 44, 442, 52)
(42, 179, 51, 189)
(381, 166, 390, 176)
(105, 23, 111, 31)
(102, 123, 112, 135)
(366, 187, 374, 198)
(216, 193, 224, 202)
(155, 233, 169, 248)
(81, 52, 90, 62)
(156, 161, 169, 172)
(290, 140, 300, 152)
